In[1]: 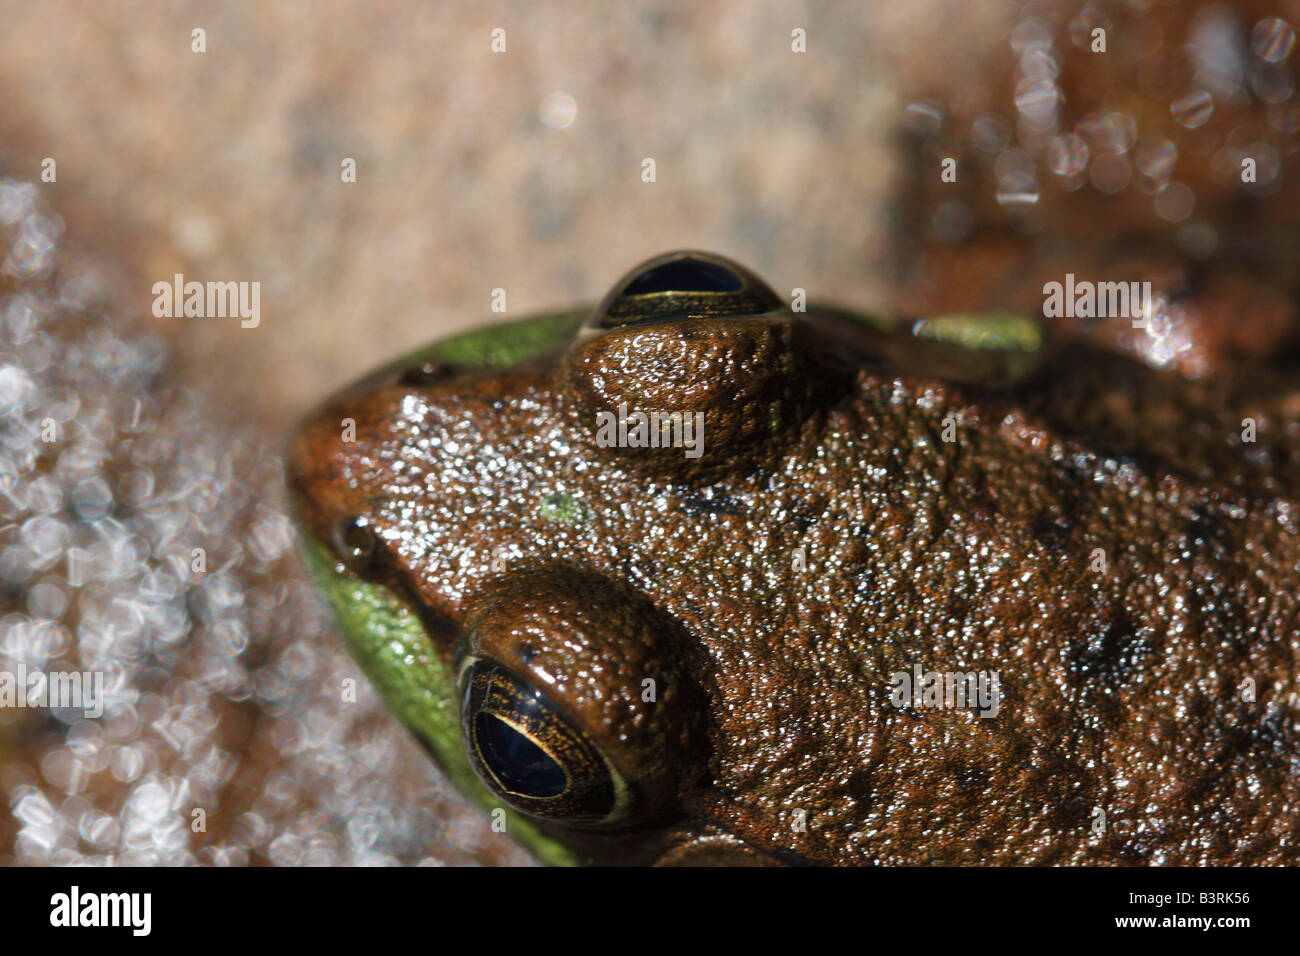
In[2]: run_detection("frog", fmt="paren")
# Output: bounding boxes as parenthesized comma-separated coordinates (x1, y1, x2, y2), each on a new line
(286, 248, 1300, 866)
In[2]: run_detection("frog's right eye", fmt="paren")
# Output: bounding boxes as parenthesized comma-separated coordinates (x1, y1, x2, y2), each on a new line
(460, 659, 623, 824)
(459, 569, 708, 829)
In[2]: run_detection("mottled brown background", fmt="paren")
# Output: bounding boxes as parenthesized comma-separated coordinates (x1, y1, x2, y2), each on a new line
(0, 0, 1017, 436)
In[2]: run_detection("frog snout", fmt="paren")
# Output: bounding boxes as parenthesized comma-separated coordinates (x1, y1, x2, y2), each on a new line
(284, 398, 386, 560)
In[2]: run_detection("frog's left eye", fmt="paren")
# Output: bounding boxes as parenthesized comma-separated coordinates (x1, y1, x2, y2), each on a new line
(461, 659, 622, 823)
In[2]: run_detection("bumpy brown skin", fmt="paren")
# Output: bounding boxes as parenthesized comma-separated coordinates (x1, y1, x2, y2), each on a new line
(289, 295, 1300, 865)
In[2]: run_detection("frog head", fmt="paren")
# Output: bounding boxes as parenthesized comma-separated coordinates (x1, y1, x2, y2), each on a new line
(286, 251, 1046, 865)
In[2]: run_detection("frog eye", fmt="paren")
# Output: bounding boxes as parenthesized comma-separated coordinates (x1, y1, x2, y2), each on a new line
(461, 658, 623, 824)
(332, 515, 385, 576)
(588, 250, 782, 331)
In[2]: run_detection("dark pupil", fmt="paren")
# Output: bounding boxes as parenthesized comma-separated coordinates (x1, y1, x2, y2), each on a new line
(621, 257, 743, 296)
(474, 712, 567, 798)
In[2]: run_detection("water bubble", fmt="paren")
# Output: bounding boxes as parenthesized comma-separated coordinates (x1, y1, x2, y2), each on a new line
(996, 176, 1040, 209)
(170, 210, 223, 259)
(346, 809, 384, 850)
(121, 469, 156, 507)
(0, 363, 37, 412)
(538, 91, 578, 131)
(1134, 140, 1178, 191)
(1069, 8, 1112, 49)
(67, 723, 110, 772)
(267, 832, 304, 866)
(1010, 18, 1053, 54)
(27, 577, 68, 619)
(7, 215, 62, 276)
(1046, 133, 1089, 175)
(1177, 220, 1219, 259)
(1268, 99, 1300, 133)
(41, 384, 80, 425)
(970, 114, 1011, 154)
(1190, 6, 1246, 98)
(72, 475, 114, 521)
(994, 147, 1035, 181)
(904, 101, 944, 137)
(25, 474, 62, 515)
(12, 788, 59, 830)
(1105, 113, 1136, 152)
(1019, 48, 1059, 81)
(1014, 79, 1061, 121)
(231, 811, 270, 848)
(1246, 142, 1282, 186)
(1077, 111, 1136, 154)
(1154, 182, 1196, 222)
(1090, 153, 1132, 193)
(1170, 90, 1215, 128)
(248, 511, 294, 563)
(1251, 18, 1296, 63)
(40, 749, 85, 793)
(931, 201, 974, 242)
(204, 846, 250, 866)
(79, 810, 120, 849)
(0, 180, 38, 226)
(4, 295, 41, 344)
(1250, 61, 1295, 102)
(110, 745, 146, 783)
(20, 515, 70, 570)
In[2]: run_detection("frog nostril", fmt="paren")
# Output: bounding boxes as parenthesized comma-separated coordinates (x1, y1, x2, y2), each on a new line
(588, 250, 782, 331)
(396, 359, 455, 388)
